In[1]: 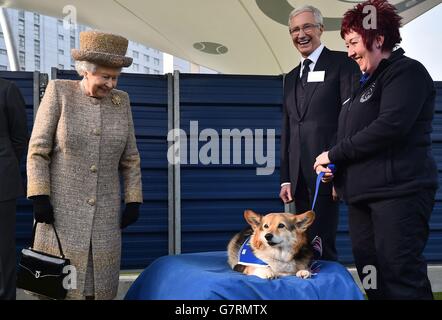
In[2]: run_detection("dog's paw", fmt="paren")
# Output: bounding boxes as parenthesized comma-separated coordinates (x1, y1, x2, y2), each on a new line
(296, 270, 311, 279)
(253, 267, 277, 279)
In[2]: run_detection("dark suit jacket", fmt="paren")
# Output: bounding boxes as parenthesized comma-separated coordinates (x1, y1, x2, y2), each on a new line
(280, 47, 360, 195)
(0, 78, 28, 201)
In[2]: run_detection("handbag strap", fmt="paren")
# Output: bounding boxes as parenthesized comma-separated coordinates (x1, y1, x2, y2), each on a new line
(30, 222, 65, 259)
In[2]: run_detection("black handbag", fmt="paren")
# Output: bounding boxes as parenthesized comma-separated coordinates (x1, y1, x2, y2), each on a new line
(17, 222, 70, 300)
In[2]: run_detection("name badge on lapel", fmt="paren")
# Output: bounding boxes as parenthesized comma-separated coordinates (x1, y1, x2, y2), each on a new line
(308, 71, 325, 83)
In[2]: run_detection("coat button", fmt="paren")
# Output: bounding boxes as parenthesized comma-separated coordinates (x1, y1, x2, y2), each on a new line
(87, 199, 96, 206)
(92, 129, 101, 136)
(90, 165, 98, 173)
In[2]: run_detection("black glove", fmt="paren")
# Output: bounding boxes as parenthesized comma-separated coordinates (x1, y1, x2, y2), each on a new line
(120, 202, 141, 229)
(31, 195, 55, 224)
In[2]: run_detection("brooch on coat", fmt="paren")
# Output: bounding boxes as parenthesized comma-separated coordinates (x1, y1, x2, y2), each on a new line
(111, 94, 121, 106)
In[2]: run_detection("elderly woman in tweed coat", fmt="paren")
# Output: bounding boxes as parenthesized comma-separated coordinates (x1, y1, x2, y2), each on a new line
(26, 31, 143, 300)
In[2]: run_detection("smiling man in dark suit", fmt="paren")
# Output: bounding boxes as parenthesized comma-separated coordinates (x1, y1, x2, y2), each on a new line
(0, 78, 28, 300)
(280, 5, 360, 261)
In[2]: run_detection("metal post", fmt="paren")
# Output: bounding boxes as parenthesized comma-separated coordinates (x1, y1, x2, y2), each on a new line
(32, 72, 40, 119)
(51, 67, 58, 80)
(32, 72, 49, 119)
(0, 8, 19, 71)
(167, 73, 175, 255)
(173, 70, 181, 254)
(286, 202, 296, 214)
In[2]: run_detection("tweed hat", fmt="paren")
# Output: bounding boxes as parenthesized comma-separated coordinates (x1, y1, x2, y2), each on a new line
(71, 31, 133, 68)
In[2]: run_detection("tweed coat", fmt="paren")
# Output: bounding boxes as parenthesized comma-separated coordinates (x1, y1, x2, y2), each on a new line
(27, 80, 143, 299)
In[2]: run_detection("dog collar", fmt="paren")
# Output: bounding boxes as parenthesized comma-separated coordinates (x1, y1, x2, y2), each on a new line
(238, 237, 268, 267)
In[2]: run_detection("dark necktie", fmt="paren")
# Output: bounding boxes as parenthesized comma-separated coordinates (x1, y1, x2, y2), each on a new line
(301, 59, 312, 87)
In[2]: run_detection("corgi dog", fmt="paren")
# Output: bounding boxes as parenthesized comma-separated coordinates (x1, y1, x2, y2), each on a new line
(227, 209, 315, 279)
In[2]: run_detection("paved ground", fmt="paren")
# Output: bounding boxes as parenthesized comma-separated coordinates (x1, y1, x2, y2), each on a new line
(17, 265, 442, 300)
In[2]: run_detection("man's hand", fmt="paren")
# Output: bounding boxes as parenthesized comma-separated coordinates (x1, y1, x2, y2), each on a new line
(279, 184, 293, 204)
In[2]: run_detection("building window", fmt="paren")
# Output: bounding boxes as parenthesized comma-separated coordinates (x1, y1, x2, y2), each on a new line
(19, 36, 25, 51)
(154, 58, 160, 66)
(58, 49, 64, 55)
(154, 70, 160, 74)
(133, 63, 139, 72)
(58, 19, 63, 26)
(133, 51, 139, 59)
(71, 65, 75, 70)
(70, 36, 75, 49)
(34, 40, 40, 55)
(34, 13, 40, 25)
(0, 49, 6, 55)
(19, 51, 25, 70)
(34, 24, 40, 38)
(58, 64, 64, 70)
(0, 32, 3, 39)
(58, 34, 64, 41)
(144, 54, 150, 63)
(18, 19, 25, 35)
(19, 10, 25, 19)
(154, 49, 160, 54)
(144, 67, 150, 74)
(0, 65, 7, 71)
(35, 56, 40, 71)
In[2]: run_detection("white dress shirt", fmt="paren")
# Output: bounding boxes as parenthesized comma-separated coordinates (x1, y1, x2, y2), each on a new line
(299, 43, 325, 78)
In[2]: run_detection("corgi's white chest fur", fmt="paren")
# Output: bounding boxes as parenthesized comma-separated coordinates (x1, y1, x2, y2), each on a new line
(255, 246, 299, 275)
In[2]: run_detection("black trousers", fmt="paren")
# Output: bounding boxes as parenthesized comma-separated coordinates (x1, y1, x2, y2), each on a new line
(348, 189, 435, 300)
(294, 168, 339, 261)
(0, 199, 16, 300)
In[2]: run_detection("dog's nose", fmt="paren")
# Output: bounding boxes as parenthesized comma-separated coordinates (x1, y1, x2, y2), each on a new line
(265, 233, 273, 241)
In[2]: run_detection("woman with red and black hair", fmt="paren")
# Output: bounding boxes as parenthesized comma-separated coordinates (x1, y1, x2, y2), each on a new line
(314, 0, 438, 299)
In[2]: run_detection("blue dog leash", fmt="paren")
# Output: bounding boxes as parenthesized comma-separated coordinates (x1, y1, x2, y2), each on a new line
(311, 164, 335, 211)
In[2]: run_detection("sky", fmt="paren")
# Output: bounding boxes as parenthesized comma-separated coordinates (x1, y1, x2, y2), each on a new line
(400, 3, 442, 80)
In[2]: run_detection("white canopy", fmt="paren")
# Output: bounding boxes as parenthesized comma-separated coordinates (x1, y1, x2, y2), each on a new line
(5, 0, 440, 74)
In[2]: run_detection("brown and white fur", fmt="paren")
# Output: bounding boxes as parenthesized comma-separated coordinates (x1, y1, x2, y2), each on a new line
(227, 210, 315, 279)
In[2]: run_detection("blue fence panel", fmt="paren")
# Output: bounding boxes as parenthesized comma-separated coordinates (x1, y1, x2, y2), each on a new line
(428, 81, 442, 262)
(179, 74, 285, 253)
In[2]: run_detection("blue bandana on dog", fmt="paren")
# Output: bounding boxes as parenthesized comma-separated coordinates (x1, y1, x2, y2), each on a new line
(238, 237, 268, 267)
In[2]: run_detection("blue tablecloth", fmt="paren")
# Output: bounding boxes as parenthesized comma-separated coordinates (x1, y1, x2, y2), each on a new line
(124, 251, 364, 300)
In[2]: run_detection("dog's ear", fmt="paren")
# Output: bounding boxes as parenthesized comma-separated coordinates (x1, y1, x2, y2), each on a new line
(294, 210, 315, 232)
(244, 209, 262, 229)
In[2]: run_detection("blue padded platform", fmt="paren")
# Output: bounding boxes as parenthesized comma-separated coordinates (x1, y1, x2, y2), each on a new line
(124, 251, 364, 300)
